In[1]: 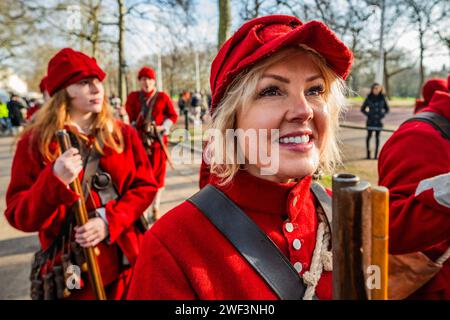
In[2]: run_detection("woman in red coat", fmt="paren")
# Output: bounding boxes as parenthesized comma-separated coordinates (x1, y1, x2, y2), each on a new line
(125, 67, 178, 221)
(4, 48, 158, 300)
(127, 15, 353, 300)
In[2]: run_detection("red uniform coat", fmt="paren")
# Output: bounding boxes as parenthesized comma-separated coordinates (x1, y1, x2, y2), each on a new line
(127, 170, 332, 299)
(378, 91, 450, 299)
(5, 122, 158, 299)
(125, 90, 178, 188)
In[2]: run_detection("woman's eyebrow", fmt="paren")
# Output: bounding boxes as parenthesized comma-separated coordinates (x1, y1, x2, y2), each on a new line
(306, 74, 324, 82)
(261, 73, 324, 83)
(261, 74, 290, 83)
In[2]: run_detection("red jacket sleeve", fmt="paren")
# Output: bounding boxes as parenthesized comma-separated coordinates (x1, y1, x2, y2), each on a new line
(127, 231, 196, 299)
(125, 92, 139, 123)
(5, 136, 79, 232)
(105, 125, 158, 243)
(162, 92, 178, 124)
(378, 124, 450, 254)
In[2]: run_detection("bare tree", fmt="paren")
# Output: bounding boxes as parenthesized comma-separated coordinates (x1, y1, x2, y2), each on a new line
(402, 0, 444, 96)
(218, 0, 231, 49)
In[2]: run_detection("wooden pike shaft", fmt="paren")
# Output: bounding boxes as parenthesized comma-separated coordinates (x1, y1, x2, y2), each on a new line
(56, 130, 107, 300)
(370, 187, 389, 300)
(332, 174, 371, 300)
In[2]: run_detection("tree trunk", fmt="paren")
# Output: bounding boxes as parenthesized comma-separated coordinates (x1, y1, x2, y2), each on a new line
(383, 51, 390, 99)
(218, 0, 231, 49)
(118, 0, 127, 103)
(417, 28, 425, 98)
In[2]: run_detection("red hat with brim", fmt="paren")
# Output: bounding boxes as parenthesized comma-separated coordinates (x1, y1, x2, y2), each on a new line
(39, 76, 48, 94)
(138, 66, 156, 80)
(46, 48, 106, 96)
(210, 15, 353, 110)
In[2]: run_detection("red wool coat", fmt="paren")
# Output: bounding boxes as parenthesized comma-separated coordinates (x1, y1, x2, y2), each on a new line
(127, 170, 332, 300)
(5, 122, 158, 299)
(125, 90, 178, 188)
(378, 91, 450, 300)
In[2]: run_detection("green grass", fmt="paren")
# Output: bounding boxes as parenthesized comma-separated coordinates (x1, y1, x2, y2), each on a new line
(319, 175, 332, 188)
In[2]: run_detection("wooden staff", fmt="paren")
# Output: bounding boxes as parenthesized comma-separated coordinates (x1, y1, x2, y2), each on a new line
(370, 187, 389, 300)
(56, 130, 106, 300)
(332, 173, 370, 300)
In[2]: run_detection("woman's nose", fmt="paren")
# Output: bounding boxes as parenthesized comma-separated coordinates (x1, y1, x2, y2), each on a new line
(90, 80, 101, 94)
(285, 94, 313, 123)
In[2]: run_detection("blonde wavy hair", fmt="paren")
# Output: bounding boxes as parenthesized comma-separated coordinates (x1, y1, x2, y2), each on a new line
(21, 89, 124, 163)
(207, 45, 348, 185)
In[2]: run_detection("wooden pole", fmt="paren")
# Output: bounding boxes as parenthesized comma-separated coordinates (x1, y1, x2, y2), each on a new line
(370, 186, 389, 300)
(56, 130, 106, 300)
(332, 173, 370, 299)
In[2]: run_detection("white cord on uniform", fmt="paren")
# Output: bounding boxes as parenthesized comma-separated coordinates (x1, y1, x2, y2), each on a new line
(302, 209, 332, 300)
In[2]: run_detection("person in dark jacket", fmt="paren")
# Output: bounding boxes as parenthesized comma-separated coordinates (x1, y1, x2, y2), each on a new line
(361, 83, 390, 159)
(7, 94, 25, 134)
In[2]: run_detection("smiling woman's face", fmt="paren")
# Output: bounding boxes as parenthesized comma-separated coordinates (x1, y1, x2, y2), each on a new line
(236, 51, 330, 183)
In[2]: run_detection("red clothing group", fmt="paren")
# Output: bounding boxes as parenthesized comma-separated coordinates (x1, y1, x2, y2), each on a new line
(378, 91, 450, 299)
(127, 170, 331, 299)
(125, 90, 178, 188)
(5, 122, 158, 299)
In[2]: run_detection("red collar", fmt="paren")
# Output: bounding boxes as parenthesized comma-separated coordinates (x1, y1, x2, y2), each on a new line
(212, 170, 313, 221)
(140, 89, 156, 98)
(422, 91, 450, 121)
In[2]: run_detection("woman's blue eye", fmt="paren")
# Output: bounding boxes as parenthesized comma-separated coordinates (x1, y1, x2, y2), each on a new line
(259, 86, 281, 97)
(306, 85, 325, 96)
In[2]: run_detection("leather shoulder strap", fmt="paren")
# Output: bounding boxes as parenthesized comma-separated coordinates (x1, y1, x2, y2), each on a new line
(402, 111, 450, 141)
(187, 184, 307, 300)
(139, 91, 158, 124)
(310, 181, 332, 231)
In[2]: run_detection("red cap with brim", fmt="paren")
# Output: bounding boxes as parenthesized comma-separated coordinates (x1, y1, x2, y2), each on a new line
(138, 66, 156, 80)
(210, 15, 353, 110)
(46, 48, 106, 96)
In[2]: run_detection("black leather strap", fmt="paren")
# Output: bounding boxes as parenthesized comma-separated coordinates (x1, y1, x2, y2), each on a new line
(310, 182, 332, 232)
(402, 111, 450, 141)
(188, 184, 307, 300)
(139, 91, 158, 124)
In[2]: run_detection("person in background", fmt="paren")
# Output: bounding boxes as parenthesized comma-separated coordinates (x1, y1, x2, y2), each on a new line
(125, 66, 178, 222)
(0, 98, 13, 135)
(360, 83, 389, 160)
(7, 93, 26, 135)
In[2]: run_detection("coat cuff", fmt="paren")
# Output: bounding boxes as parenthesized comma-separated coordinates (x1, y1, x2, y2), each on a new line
(40, 164, 79, 207)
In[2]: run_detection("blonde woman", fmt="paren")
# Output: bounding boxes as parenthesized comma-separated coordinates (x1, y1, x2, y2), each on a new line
(5, 48, 158, 299)
(128, 15, 353, 300)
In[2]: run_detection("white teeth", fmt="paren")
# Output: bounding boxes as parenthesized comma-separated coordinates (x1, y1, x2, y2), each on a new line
(279, 135, 311, 144)
(301, 135, 309, 143)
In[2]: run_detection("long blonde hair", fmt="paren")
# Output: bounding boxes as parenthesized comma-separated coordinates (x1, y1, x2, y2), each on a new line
(207, 45, 348, 185)
(21, 89, 124, 162)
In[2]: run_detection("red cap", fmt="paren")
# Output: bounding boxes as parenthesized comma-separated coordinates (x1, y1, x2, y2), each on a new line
(39, 76, 48, 93)
(138, 66, 156, 80)
(46, 48, 106, 96)
(210, 15, 353, 110)
(422, 78, 448, 103)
